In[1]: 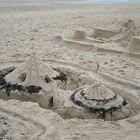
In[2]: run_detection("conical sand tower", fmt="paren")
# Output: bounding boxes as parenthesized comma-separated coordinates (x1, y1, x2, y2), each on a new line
(71, 80, 130, 121)
(0, 54, 60, 108)
(5, 54, 59, 88)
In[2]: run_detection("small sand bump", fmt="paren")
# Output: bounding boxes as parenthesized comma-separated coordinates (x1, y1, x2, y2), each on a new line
(104, 62, 108, 65)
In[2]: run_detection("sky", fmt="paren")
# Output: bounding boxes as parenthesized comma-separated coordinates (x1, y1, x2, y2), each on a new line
(89, 0, 140, 3)
(0, 0, 140, 3)
(89, 0, 128, 2)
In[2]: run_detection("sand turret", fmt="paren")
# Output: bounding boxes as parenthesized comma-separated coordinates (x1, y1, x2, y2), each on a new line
(71, 80, 130, 121)
(0, 54, 60, 108)
(72, 30, 86, 40)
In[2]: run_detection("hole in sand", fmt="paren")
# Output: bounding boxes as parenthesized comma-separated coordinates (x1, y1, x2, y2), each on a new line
(49, 96, 53, 108)
(18, 73, 26, 82)
(44, 76, 52, 83)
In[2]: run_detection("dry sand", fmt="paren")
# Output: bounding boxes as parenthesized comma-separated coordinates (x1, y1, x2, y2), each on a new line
(0, 2, 140, 140)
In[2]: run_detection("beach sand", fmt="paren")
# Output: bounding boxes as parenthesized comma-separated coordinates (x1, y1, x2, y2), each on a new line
(0, 2, 140, 140)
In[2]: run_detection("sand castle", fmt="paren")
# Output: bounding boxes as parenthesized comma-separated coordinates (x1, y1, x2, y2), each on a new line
(0, 53, 132, 121)
(1, 20, 138, 122)
(1, 4, 140, 140)
(57, 19, 137, 44)
(0, 30, 138, 121)
(55, 19, 140, 59)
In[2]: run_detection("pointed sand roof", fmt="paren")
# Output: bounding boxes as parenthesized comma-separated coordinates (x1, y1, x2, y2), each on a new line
(71, 80, 130, 120)
(5, 54, 59, 88)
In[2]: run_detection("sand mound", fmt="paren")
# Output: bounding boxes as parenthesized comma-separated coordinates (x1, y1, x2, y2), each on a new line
(55, 35, 63, 42)
(72, 30, 86, 40)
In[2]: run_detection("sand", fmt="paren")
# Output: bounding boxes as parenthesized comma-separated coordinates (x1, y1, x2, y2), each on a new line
(0, 2, 140, 140)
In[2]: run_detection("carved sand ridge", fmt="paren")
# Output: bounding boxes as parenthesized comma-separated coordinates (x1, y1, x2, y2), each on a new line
(55, 19, 140, 58)
(91, 27, 117, 39)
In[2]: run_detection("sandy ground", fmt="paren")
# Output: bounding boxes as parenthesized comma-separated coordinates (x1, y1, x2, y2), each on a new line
(0, 2, 140, 140)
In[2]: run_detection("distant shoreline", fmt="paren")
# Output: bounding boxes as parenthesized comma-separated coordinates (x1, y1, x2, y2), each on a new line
(0, 0, 140, 6)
